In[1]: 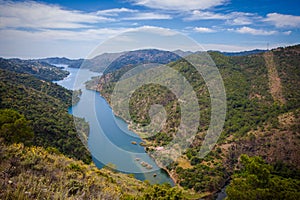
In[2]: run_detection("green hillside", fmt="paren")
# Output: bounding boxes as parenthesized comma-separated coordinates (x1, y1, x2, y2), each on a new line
(0, 67, 183, 199)
(0, 139, 183, 199)
(93, 45, 300, 198)
(0, 45, 299, 199)
(0, 69, 91, 163)
(0, 58, 69, 81)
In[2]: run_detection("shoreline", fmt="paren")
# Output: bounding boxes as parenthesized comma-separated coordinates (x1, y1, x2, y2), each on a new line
(90, 85, 222, 199)
(97, 91, 178, 185)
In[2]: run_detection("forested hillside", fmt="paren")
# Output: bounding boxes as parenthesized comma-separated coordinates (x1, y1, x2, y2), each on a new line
(0, 138, 183, 199)
(1, 45, 299, 199)
(93, 45, 300, 198)
(0, 58, 69, 81)
(37, 57, 83, 67)
(0, 69, 91, 163)
(0, 64, 183, 199)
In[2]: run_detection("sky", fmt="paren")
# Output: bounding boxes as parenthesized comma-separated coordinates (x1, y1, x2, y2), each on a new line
(0, 0, 299, 58)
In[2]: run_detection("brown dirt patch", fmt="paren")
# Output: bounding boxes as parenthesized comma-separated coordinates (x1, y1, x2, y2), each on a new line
(263, 51, 285, 104)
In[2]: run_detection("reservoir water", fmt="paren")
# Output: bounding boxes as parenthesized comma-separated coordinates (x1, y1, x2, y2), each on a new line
(54, 65, 173, 185)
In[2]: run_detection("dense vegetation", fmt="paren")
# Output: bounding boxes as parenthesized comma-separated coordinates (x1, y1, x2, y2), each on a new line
(0, 108, 183, 199)
(0, 62, 184, 199)
(226, 154, 300, 199)
(0, 58, 69, 81)
(103, 49, 180, 74)
(93, 45, 300, 198)
(1, 45, 299, 199)
(0, 141, 183, 199)
(0, 109, 34, 144)
(0, 69, 91, 163)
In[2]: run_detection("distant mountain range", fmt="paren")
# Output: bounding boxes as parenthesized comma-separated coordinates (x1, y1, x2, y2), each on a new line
(103, 49, 181, 74)
(20, 48, 267, 73)
(214, 49, 267, 56)
(37, 57, 83, 67)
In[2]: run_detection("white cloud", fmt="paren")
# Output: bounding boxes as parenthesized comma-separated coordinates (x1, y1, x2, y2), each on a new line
(283, 31, 292, 35)
(225, 12, 257, 25)
(123, 12, 172, 20)
(0, 0, 113, 29)
(185, 11, 258, 26)
(264, 13, 300, 28)
(90, 26, 201, 58)
(0, 25, 180, 58)
(130, 0, 227, 11)
(194, 27, 216, 33)
(184, 11, 226, 21)
(233, 26, 277, 35)
(135, 26, 178, 36)
(0, 27, 131, 42)
(96, 8, 137, 16)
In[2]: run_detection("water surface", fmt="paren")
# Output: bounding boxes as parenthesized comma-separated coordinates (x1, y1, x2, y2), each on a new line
(54, 65, 173, 185)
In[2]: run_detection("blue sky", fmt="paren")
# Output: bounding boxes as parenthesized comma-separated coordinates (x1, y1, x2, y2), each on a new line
(0, 0, 299, 58)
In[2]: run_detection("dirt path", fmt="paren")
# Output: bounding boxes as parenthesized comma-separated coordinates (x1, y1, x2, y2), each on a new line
(263, 51, 285, 104)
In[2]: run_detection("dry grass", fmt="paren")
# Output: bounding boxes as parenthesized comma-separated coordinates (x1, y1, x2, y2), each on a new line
(176, 157, 193, 169)
(0, 142, 147, 200)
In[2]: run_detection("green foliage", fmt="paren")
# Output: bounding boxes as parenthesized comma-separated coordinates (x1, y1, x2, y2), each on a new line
(0, 109, 34, 144)
(272, 45, 300, 109)
(226, 154, 300, 200)
(0, 142, 146, 199)
(178, 163, 226, 192)
(93, 45, 300, 195)
(2, 45, 298, 198)
(0, 142, 186, 199)
(141, 183, 183, 200)
(72, 89, 82, 105)
(0, 57, 69, 81)
(0, 69, 91, 163)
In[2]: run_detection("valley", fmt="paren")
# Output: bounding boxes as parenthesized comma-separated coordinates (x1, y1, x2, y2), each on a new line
(0, 45, 299, 199)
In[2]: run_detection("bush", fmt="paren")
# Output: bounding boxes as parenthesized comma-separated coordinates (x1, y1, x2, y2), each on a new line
(0, 109, 34, 144)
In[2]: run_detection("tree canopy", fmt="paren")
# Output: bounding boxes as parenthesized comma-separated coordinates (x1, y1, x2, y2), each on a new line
(0, 109, 34, 144)
(226, 154, 300, 200)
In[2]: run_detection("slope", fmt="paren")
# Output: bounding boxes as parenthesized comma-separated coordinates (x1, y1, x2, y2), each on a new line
(0, 69, 91, 163)
(91, 45, 300, 198)
(0, 58, 69, 81)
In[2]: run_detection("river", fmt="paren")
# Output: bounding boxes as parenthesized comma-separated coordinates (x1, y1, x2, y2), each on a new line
(54, 65, 173, 185)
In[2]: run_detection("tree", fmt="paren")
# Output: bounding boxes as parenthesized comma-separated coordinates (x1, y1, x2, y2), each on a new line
(226, 154, 300, 200)
(142, 183, 183, 200)
(0, 109, 34, 144)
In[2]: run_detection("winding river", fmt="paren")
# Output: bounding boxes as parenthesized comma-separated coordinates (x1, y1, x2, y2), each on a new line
(54, 65, 173, 185)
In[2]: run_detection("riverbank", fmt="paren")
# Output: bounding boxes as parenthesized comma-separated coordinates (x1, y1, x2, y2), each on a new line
(95, 91, 227, 200)
(55, 67, 173, 184)
(95, 90, 178, 183)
